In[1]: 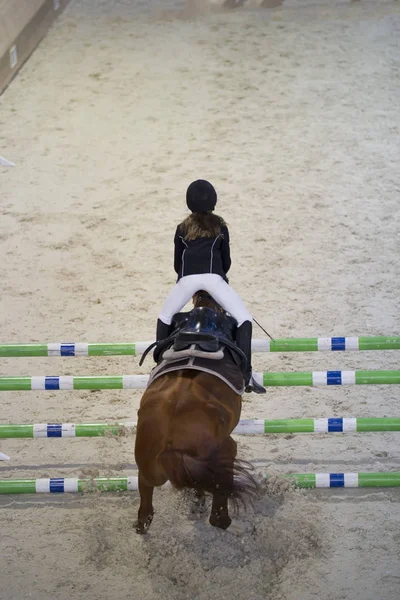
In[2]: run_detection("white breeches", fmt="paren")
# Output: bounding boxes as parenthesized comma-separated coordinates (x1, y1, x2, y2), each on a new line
(158, 274, 252, 327)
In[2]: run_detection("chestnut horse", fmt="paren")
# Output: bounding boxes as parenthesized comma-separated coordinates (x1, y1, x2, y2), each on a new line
(134, 293, 259, 534)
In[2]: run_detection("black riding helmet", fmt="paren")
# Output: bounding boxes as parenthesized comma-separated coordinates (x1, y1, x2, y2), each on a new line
(186, 180, 217, 213)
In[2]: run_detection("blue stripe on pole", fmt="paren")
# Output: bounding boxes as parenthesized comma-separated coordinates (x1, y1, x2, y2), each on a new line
(331, 337, 346, 351)
(327, 371, 342, 385)
(47, 424, 62, 438)
(49, 478, 65, 493)
(45, 377, 60, 390)
(327, 418, 343, 432)
(60, 344, 75, 357)
(329, 473, 345, 487)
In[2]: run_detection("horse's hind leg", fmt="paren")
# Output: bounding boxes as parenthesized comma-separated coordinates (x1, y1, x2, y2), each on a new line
(209, 436, 237, 530)
(134, 472, 155, 534)
(210, 491, 231, 530)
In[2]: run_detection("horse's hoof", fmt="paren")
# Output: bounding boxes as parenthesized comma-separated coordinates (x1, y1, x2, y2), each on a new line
(134, 513, 153, 534)
(209, 514, 232, 530)
(135, 527, 147, 535)
(134, 520, 146, 534)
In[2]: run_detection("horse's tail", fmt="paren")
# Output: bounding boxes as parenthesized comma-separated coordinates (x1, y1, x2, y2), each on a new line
(158, 445, 259, 510)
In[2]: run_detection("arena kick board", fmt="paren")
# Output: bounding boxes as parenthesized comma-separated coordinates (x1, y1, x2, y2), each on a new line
(0, 0, 70, 94)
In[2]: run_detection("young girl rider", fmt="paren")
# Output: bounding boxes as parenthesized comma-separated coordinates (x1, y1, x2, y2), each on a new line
(156, 179, 266, 394)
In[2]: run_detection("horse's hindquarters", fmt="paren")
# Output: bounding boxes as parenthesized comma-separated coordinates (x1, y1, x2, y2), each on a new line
(134, 371, 250, 532)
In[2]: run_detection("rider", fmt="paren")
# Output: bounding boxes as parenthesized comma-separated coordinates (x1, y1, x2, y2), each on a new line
(156, 179, 266, 394)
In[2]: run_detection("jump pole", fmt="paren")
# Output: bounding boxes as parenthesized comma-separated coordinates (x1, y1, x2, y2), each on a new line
(1, 370, 400, 391)
(1, 336, 400, 357)
(1, 473, 400, 494)
(2, 418, 400, 438)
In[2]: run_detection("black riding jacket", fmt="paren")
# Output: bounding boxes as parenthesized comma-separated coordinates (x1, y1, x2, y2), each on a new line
(174, 224, 232, 282)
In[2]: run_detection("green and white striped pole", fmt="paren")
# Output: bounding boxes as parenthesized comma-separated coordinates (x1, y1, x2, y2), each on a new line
(2, 418, 400, 438)
(234, 417, 400, 434)
(0, 336, 399, 357)
(0, 370, 400, 391)
(0, 472, 399, 494)
(282, 472, 400, 488)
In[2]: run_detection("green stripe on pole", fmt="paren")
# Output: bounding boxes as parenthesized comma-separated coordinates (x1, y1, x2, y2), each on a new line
(77, 478, 130, 493)
(358, 337, 400, 351)
(0, 344, 49, 357)
(356, 418, 400, 432)
(71, 376, 125, 390)
(355, 371, 400, 385)
(87, 344, 136, 357)
(264, 419, 316, 433)
(0, 425, 35, 438)
(269, 339, 319, 352)
(0, 480, 37, 494)
(75, 424, 121, 436)
(0, 378, 32, 391)
(263, 372, 314, 386)
(285, 474, 317, 488)
(357, 473, 400, 487)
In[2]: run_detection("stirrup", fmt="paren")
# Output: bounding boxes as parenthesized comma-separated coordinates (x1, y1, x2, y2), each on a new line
(245, 374, 266, 394)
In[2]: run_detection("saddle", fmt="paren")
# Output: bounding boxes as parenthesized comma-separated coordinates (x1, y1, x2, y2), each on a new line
(139, 307, 246, 370)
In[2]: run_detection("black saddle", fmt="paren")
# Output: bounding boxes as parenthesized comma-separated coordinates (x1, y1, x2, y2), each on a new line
(139, 307, 246, 369)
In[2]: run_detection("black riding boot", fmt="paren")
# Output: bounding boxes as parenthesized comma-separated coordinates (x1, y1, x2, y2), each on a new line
(156, 319, 171, 342)
(236, 321, 266, 394)
(153, 319, 172, 363)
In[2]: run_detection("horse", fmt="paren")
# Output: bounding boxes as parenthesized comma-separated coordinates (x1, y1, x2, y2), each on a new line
(134, 292, 259, 534)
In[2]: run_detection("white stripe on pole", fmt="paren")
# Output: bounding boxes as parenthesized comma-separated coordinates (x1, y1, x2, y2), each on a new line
(48, 343, 62, 356)
(122, 421, 137, 429)
(314, 418, 328, 433)
(123, 375, 149, 389)
(31, 377, 46, 390)
(344, 473, 358, 487)
(75, 343, 89, 357)
(252, 339, 270, 352)
(312, 372, 327, 386)
(233, 419, 264, 435)
(64, 478, 79, 492)
(317, 338, 331, 351)
(62, 424, 76, 437)
(345, 337, 359, 351)
(127, 477, 139, 491)
(343, 418, 357, 432)
(315, 473, 331, 488)
(341, 371, 356, 385)
(252, 372, 263, 387)
(33, 424, 48, 438)
(135, 342, 152, 355)
(59, 377, 74, 390)
(36, 479, 50, 493)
